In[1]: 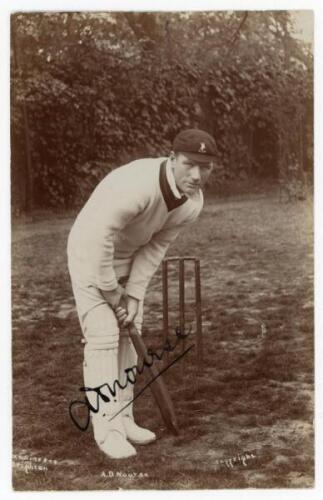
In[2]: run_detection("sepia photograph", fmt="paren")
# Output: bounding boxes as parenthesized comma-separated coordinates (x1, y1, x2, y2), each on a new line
(8, 4, 316, 492)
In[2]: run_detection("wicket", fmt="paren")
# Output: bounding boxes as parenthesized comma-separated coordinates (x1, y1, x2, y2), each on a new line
(162, 256, 203, 372)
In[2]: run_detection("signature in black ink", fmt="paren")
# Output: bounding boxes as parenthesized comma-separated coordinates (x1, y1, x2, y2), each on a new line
(69, 328, 194, 432)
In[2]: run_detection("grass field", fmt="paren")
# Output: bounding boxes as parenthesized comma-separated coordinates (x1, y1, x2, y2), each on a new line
(11, 193, 314, 490)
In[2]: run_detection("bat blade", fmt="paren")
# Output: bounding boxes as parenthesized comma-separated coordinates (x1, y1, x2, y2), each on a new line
(128, 324, 179, 435)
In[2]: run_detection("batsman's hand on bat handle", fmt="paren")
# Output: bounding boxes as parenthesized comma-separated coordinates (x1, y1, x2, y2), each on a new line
(101, 285, 139, 327)
(100, 284, 126, 311)
(115, 295, 139, 328)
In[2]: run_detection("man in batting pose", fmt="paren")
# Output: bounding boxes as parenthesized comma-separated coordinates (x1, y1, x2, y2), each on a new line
(67, 129, 216, 459)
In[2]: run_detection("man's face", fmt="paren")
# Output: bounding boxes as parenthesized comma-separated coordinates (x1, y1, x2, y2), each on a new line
(172, 153, 214, 196)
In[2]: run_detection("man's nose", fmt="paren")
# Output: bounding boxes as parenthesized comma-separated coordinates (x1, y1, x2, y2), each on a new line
(191, 165, 201, 182)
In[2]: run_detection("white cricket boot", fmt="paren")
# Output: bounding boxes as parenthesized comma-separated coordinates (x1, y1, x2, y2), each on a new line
(122, 412, 157, 445)
(118, 335, 156, 445)
(84, 347, 137, 459)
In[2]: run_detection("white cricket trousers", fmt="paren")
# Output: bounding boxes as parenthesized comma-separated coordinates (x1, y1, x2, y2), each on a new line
(68, 260, 143, 420)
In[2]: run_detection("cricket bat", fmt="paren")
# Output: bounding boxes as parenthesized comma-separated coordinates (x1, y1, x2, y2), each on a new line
(128, 323, 180, 436)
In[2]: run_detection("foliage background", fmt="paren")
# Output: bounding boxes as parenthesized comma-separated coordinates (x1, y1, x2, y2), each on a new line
(11, 11, 313, 212)
(10, 11, 314, 490)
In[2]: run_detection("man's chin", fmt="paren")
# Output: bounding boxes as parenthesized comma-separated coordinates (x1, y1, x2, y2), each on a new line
(184, 185, 200, 197)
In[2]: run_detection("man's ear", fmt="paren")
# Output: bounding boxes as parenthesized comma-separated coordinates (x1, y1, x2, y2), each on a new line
(170, 150, 176, 162)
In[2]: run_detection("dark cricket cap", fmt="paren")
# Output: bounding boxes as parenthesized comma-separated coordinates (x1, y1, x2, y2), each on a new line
(172, 128, 217, 164)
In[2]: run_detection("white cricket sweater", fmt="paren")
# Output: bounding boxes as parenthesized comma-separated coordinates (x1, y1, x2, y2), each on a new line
(67, 157, 203, 301)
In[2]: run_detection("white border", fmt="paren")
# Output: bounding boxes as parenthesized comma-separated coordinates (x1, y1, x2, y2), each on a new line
(1, 1, 322, 499)
(2, 0, 322, 12)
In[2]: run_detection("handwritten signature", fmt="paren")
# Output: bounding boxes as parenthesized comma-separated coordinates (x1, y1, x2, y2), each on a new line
(69, 329, 194, 431)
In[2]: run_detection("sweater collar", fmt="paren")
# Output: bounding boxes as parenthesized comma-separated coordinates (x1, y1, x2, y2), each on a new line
(159, 159, 188, 211)
(165, 158, 182, 199)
